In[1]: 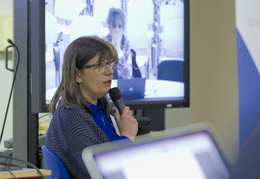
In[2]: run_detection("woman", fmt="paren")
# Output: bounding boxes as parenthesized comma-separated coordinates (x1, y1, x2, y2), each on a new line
(104, 7, 134, 79)
(44, 36, 138, 178)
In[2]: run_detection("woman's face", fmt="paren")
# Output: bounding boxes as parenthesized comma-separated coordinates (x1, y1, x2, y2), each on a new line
(76, 55, 114, 104)
(109, 19, 124, 37)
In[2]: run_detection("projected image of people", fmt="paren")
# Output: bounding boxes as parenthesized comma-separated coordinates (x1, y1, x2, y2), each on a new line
(45, 0, 187, 106)
(103, 8, 133, 79)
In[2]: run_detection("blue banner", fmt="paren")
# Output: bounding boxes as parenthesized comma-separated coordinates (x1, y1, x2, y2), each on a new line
(236, 0, 260, 147)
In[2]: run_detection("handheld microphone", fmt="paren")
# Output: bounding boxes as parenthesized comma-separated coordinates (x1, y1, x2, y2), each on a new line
(7, 38, 14, 45)
(109, 87, 125, 114)
(109, 87, 125, 136)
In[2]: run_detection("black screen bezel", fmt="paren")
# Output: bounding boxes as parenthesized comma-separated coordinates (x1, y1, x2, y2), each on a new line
(30, 0, 190, 113)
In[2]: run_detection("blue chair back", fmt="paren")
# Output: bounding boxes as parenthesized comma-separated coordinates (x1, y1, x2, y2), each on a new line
(41, 145, 70, 179)
(157, 60, 184, 82)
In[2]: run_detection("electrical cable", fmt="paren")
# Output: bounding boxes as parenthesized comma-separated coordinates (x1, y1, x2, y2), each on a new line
(4, 152, 13, 163)
(0, 155, 44, 179)
(0, 161, 22, 171)
(0, 165, 17, 179)
(0, 39, 44, 179)
(0, 39, 20, 145)
(38, 113, 51, 120)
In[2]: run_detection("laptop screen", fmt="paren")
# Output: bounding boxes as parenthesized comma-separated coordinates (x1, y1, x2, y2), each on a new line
(83, 130, 230, 179)
(117, 78, 146, 100)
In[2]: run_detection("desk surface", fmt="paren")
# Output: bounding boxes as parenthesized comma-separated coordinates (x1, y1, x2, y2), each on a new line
(0, 168, 51, 178)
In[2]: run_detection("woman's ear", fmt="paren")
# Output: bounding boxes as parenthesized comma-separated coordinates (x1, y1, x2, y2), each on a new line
(76, 68, 82, 84)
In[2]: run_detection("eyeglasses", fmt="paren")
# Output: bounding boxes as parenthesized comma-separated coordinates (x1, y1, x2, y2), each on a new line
(80, 60, 117, 73)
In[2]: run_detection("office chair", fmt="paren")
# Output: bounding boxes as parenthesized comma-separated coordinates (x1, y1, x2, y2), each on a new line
(41, 145, 70, 179)
(157, 60, 184, 82)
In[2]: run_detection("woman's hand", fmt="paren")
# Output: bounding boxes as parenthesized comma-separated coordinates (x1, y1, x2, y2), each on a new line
(114, 106, 138, 141)
(112, 33, 122, 51)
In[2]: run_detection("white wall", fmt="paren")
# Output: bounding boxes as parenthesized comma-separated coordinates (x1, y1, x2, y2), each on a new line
(0, 0, 13, 151)
(165, 0, 239, 164)
(0, 60, 13, 150)
(0, 0, 12, 15)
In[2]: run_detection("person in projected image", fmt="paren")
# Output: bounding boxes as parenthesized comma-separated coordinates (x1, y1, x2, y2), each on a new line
(44, 36, 138, 178)
(104, 7, 141, 79)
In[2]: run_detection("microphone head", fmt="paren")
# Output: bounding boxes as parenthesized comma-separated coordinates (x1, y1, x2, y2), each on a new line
(7, 38, 13, 45)
(109, 87, 122, 102)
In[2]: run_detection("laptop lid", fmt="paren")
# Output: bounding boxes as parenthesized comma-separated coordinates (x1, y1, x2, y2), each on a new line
(117, 78, 146, 99)
(82, 122, 230, 179)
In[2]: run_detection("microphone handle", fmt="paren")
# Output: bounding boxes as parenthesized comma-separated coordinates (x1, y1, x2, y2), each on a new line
(114, 99, 125, 114)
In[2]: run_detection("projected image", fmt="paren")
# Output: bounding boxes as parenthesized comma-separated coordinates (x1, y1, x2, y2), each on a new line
(45, 0, 186, 104)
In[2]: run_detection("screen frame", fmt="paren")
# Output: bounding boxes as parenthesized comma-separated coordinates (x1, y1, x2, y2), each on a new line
(30, 0, 46, 113)
(82, 122, 230, 179)
(30, 0, 190, 113)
